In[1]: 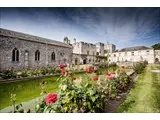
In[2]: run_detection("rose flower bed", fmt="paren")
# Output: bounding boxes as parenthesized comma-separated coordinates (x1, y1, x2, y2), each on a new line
(34, 65, 132, 113)
(7, 64, 133, 113)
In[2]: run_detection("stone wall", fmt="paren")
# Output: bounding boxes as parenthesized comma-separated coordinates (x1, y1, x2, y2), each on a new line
(0, 35, 72, 71)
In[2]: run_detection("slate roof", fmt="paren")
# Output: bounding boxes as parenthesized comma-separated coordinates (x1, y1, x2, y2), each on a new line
(119, 46, 152, 52)
(0, 28, 72, 48)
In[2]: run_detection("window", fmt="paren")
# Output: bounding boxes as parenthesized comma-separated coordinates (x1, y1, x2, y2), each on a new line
(51, 52, 55, 61)
(131, 52, 134, 56)
(87, 51, 89, 55)
(12, 48, 19, 61)
(35, 50, 40, 61)
(96, 52, 99, 55)
(114, 54, 116, 57)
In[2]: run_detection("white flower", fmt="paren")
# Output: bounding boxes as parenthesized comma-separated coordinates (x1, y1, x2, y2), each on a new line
(16, 71, 22, 75)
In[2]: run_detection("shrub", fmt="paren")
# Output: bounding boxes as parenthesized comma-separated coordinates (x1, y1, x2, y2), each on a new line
(133, 61, 148, 74)
(109, 62, 117, 68)
(116, 70, 130, 91)
(98, 62, 109, 68)
(36, 71, 107, 113)
(0, 69, 16, 79)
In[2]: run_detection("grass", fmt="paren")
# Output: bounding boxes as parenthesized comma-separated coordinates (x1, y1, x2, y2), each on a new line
(0, 75, 60, 109)
(117, 64, 160, 113)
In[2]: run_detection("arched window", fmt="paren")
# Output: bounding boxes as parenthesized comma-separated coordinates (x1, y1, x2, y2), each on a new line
(51, 52, 55, 61)
(12, 48, 19, 61)
(35, 50, 40, 61)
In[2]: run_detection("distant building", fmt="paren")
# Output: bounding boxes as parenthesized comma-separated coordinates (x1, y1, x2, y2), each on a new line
(108, 46, 155, 64)
(104, 43, 116, 53)
(155, 50, 160, 63)
(72, 41, 108, 65)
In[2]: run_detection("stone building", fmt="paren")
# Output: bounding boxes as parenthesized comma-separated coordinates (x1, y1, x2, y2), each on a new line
(0, 28, 159, 71)
(155, 50, 160, 63)
(0, 28, 72, 71)
(108, 46, 155, 64)
(72, 41, 108, 65)
(72, 41, 96, 65)
(104, 42, 116, 53)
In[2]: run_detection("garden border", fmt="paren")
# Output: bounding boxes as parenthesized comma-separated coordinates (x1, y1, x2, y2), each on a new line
(0, 70, 85, 84)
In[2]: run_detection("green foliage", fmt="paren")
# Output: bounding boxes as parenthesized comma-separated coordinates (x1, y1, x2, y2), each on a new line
(0, 69, 16, 79)
(98, 62, 109, 68)
(10, 93, 30, 113)
(36, 74, 107, 113)
(116, 70, 130, 91)
(133, 61, 148, 74)
(56, 76, 107, 113)
(108, 62, 118, 71)
(152, 43, 160, 50)
(98, 77, 118, 99)
(0, 67, 57, 79)
(109, 62, 117, 68)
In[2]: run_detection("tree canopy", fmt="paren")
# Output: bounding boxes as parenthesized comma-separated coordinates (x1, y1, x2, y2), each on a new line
(152, 43, 160, 50)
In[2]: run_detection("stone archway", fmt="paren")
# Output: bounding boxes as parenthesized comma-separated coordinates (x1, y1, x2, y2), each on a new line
(155, 58, 159, 63)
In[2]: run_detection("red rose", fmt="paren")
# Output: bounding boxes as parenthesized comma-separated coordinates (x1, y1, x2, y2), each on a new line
(61, 69, 68, 76)
(85, 67, 94, 73)
(45, 93, 57, 104)
(108, 76, 113, 80)
(92, 76, 98, 81)
(58, 64, 67, 69)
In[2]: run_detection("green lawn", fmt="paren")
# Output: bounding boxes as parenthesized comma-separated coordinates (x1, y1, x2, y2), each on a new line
(117, 64, 160, 113)
(0, 76, 60, 109)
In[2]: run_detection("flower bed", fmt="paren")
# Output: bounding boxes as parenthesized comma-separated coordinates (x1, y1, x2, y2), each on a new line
(6, 64, 135, 113)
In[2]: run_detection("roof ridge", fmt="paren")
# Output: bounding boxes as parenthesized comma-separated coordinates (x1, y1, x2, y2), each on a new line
(0, 28, 72, 48)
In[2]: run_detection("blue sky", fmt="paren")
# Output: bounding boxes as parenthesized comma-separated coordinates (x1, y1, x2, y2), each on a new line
(0, 8, 159, 49)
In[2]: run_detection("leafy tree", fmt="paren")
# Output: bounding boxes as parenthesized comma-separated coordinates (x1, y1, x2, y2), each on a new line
(152, 43, 160, 50)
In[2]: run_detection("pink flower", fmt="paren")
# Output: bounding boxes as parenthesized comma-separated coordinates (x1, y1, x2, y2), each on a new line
(45, 93, 57, 104)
